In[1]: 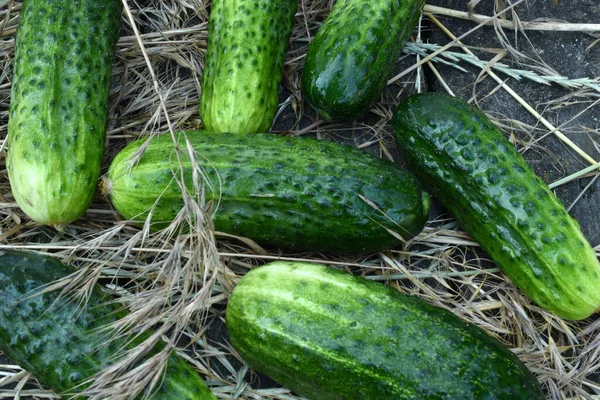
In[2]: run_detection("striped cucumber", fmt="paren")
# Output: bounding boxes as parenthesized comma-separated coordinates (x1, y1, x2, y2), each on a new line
(201, 0, 297, 133)
(7, 0, 121, 229)
(103, 131, 430, 253)
(302, 0, 425, 122)
(392, 93, 600, 320)
(226, 261, 544, 399)
(0, 250, 215, 399)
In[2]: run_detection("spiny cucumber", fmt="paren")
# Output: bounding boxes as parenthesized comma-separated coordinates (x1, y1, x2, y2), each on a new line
(302, 0, 425, 122)
(393, 93, 600, 320)
(7, 0, 121, 229)
(0, 250, 215, 399)
(201, 0, 297, 133)
(103, 131, 430, 253)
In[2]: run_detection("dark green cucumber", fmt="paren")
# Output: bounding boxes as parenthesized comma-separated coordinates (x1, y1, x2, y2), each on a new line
(201, 0, 296, 133)
(7, 0, 121, 229)
(393, 93, 600, 320)
(302, 0, 425, 122)
(103, 131, 430, 253)
(226, 261, 544, 400)
(0, 250, 215, 399)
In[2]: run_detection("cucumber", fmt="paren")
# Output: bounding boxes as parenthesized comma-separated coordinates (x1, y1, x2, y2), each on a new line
(226, 261, 544, 400)
(0, 250, 215, 399)
(392, 93, 600, 320)
(200, 0, 297, 133)
(302, 0, 425, 122)
(103, 131, 430, 254)
(7, 0, 121, 229)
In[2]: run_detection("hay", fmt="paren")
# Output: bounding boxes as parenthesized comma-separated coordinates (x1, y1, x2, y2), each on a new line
(1, 0, 599, 399)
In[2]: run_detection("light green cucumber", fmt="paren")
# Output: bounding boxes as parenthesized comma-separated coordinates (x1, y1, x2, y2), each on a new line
(201, 0, 297, 133)
(226, 261, 544, 399)
(7, 0, 121, 229)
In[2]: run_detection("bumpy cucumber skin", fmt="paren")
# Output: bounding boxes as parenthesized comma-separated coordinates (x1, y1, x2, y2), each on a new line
(302, 0, 425, 122)
(7, 0, 121, 228)
(393, 93, 600, 320)
(0, 250, 215, 399)
(105, 131, 430, 254)
(226, 262, 544, 400)
(201, 0, 296, 133)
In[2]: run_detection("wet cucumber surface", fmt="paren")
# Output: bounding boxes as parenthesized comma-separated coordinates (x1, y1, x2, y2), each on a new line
(7, 0, 121, 227)
(302, 0, 425, 122)
(393, 93, 600, 320)
(201, 0, 296, 133)
(226, 261, 544, 400)
(0, 250, 215, 399)
(105, 131, 430, 253)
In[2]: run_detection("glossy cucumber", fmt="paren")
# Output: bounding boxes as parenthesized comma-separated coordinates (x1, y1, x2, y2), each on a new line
(7, 0, 121, 229)
(226, 261, 544, 400)
(302, 0, 425, 122)
(201, 0, 296, 133)
(103, 131, 430, 253)
(0, 250, 215, 399)
(393, 93, 600, 320)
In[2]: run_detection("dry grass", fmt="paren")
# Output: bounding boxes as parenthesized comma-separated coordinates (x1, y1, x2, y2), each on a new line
(1, 0, 600, 399)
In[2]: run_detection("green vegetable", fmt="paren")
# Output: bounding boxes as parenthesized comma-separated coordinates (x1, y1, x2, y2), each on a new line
(302, 0, 425, 122)
(7, 0, 121, 229)
(393, 93, 600, 320)
(226, 261, 544, 400)
(201, 0, 296, 133)
(103, 131, 430, 253)
(0, 250, 215, 399)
